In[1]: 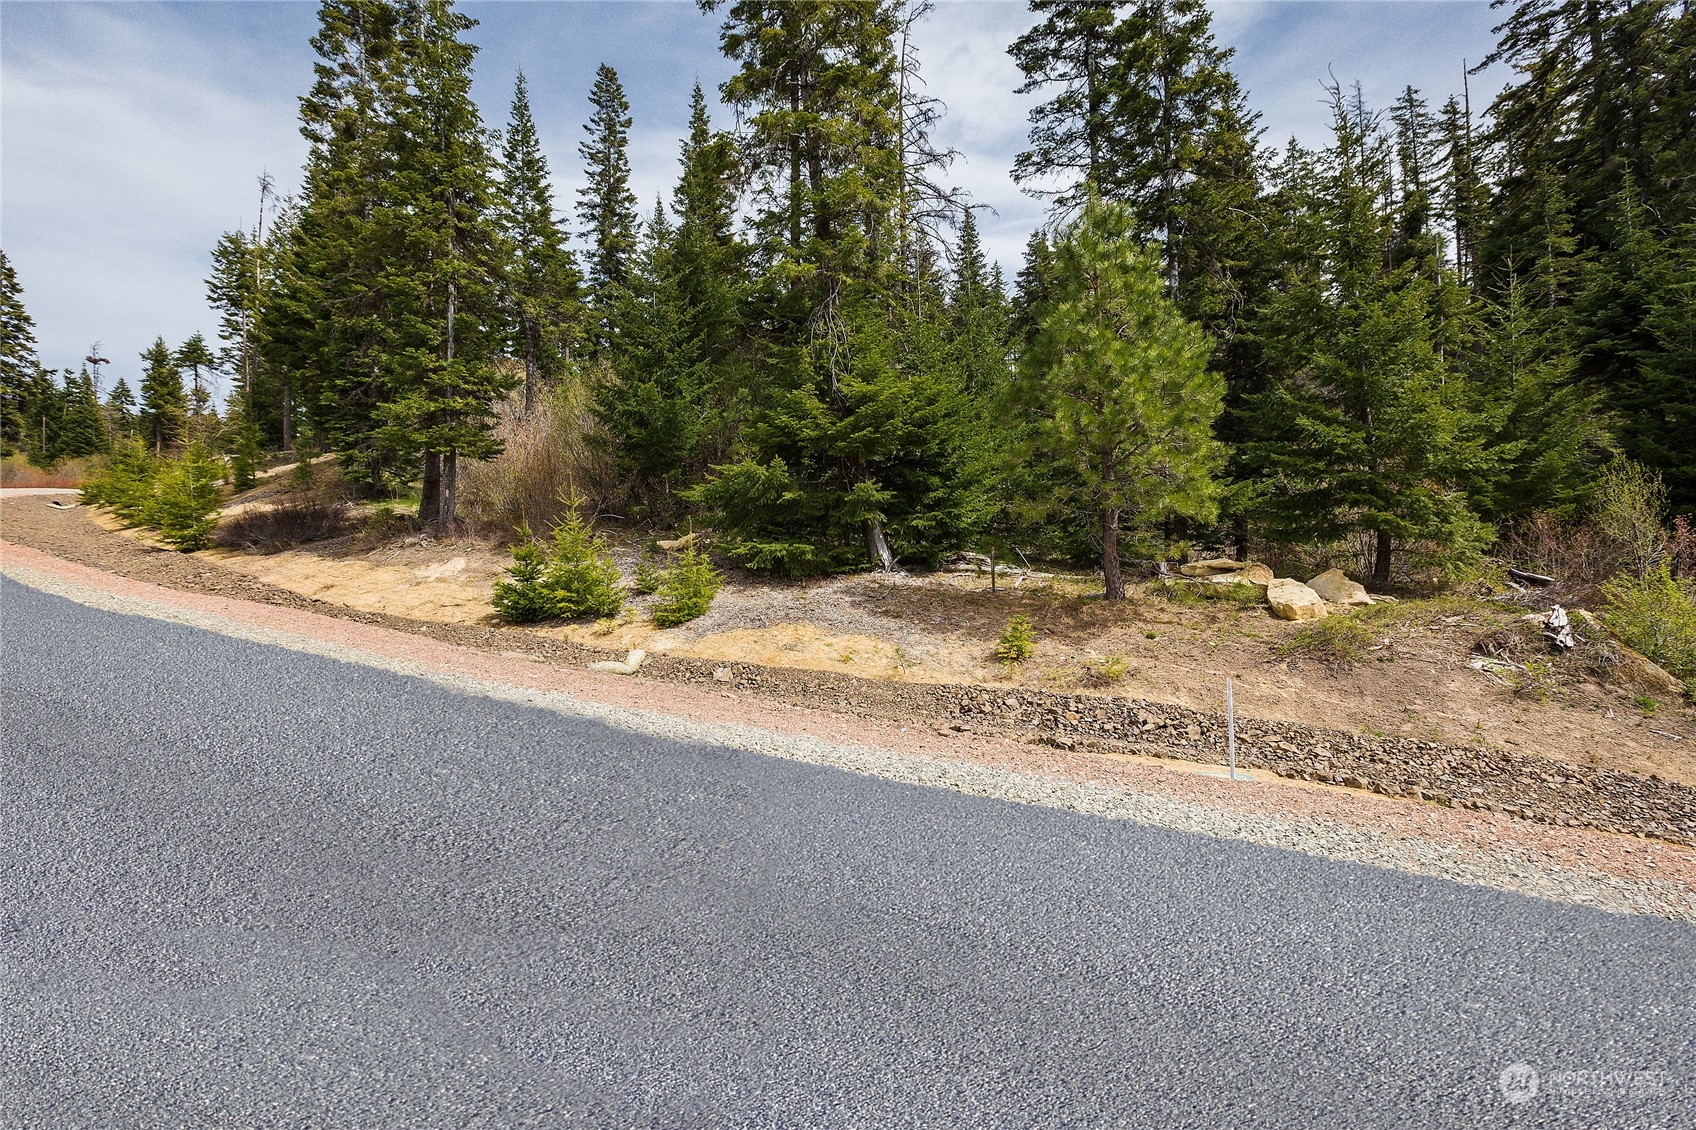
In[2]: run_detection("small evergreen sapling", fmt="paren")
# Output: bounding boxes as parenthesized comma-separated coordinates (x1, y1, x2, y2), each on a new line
(144, 444, 223, 551)
(542, 505, 625, 620)
(651, 546, 723, 627)
(492, 528, 555, 623)
(996, 614, 1037, 663)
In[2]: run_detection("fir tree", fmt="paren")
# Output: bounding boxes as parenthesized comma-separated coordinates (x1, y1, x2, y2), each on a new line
(1011, 195, 1223, 599)
(175, 332, 219, 422)
(138, 336, 188, 455)
(107, 378, 137, 440)
(1009, 0, 1130, 213)
(1243, 87, 1495, 586)
(376, 0, 514, 528)
(56, 368, 110, 459)
(496, 69, 583, 413)
(576, 63, 638, 349)
(0, 250, 39, 456)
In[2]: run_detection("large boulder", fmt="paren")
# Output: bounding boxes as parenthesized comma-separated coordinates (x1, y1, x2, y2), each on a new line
(1268, 578, 1328, 621)
(1306, 568, 1374, 606)
(1180, 558, 1274, 590)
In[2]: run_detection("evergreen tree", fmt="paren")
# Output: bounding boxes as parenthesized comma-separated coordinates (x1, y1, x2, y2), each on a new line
(1009, 0, 1129, 213)
(698, 0, 993, 569)
(576, 64, 638, 349)
(0, 250, 40, 456)
(598, 83, 748, 516)
(175, 332, 219, 421)
(496, 69, 583, 413)
(266, 0, 408, 490)
(138, 336, 188, 455)
(375, 0, 514, 528)
(1243, 88, 1495, 586)
(107, 378, 137, 440)
(57, 368, 110, 459)
(1011, 195, 1223, 599)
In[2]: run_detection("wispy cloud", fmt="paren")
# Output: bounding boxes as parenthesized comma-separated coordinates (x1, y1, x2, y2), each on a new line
(2, 0, 1508, 384)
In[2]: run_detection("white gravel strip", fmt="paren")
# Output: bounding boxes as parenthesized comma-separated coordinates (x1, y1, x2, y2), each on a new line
(7, 557, 1693, 923)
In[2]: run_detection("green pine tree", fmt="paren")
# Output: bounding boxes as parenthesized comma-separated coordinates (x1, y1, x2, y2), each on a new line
(0, 250, 40, 457)
(496, 69, 584, 413)
(576, 64, 638, 351)
(1011, 194, 1224, 600)
(138, 336, 188, 455)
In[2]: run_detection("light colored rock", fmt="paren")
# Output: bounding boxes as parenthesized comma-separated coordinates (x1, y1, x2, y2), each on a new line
(1268, 578, 1328, 621)
(1615, 645, 1682, 698)
(1179, 559, 1273, 590)
(656, 532, 701, 553)
(588, 648, 647, 676)
(1178, 557, 1243, 577)
(1305, 568, 1373, 605)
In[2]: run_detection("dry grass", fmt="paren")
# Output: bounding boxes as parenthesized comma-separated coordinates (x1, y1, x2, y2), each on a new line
(0, 454, 101, 488)
(213, 496, 352, 554)
(460, 378, 615, 538)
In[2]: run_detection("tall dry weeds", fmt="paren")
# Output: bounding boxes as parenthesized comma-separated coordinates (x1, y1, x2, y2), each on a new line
(459, 379, 616, 537)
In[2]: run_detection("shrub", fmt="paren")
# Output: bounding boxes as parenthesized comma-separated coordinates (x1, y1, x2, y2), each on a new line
(492, 533, 555, 623)
(631, 559, 663, 596)
(80, 438, 157, 523)
(1601, 564, 1696, 682)
(1593, 458, 1668, 581)
(213, 496, 351, 554)
(651, 546, 723, 628)
(460, 383, 616, 535)
(143, 445, 223, 551)
(995, 614, 1036, 663)
(541, 505, 624, 621)
(1273, 614, 1378, 668)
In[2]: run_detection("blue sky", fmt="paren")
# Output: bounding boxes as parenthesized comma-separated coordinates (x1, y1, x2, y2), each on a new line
(1, 1, 1511, 397)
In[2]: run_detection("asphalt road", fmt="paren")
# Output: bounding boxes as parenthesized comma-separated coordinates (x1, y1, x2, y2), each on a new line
(1, 577, 1692, 1128)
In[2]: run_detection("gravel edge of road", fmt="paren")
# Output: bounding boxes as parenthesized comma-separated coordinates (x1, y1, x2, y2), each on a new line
(5, 552, 1693, 924)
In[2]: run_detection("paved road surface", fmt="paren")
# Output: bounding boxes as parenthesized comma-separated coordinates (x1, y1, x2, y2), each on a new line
(2, 577, 1691, 1128)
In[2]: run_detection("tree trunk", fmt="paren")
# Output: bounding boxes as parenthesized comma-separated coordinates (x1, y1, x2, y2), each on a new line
(281, 380, 293, 453)
(441, 450, 458, 532)
(865, 517, 895, 572)
(522, 316, 539, 415)
(419, 451, 441, 526)
(1103, 506, 1124, 601)
(1372, 527, 1393, 589)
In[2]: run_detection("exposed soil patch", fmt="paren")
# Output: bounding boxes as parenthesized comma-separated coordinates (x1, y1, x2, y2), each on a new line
(3, 494, 1692, 848)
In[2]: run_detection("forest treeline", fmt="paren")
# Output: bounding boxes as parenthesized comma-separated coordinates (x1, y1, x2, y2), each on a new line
(3, 0, 1692, 594)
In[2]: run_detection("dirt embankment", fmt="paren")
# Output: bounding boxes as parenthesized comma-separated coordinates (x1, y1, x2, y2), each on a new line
(3, 494, 1692, 849)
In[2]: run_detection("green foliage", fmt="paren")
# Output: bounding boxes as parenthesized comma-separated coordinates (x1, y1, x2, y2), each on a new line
(995, 614, 1037, 663)
(541, 504, 626, 620)
(80, 438, 159, 523)
(83, 441, 221, 550)
(1602, 564, 1696, 683)
(1636, 695, 1659, 717)
(631, 559, 663, 596)
(1592, 458, 1670, 581)
(577, 63, 638, 336)
(1012, 195, 1224, 598)
(138, 336, 187, 455)
(230, 423, 263, 493)
(142, 445, 223, 550)
(684, 457, 845, 576)
(491, 533, 556, 623)
(1273, 615, 1378, 669)
(651, 546, 723, 627)
(1243, 88, 1496, 587)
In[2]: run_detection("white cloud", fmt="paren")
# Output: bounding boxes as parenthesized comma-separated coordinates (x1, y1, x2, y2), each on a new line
(1, 0, 1511, 383)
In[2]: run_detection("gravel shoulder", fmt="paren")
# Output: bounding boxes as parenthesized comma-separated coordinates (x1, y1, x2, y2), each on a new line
(3, 528, 1693, 924)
